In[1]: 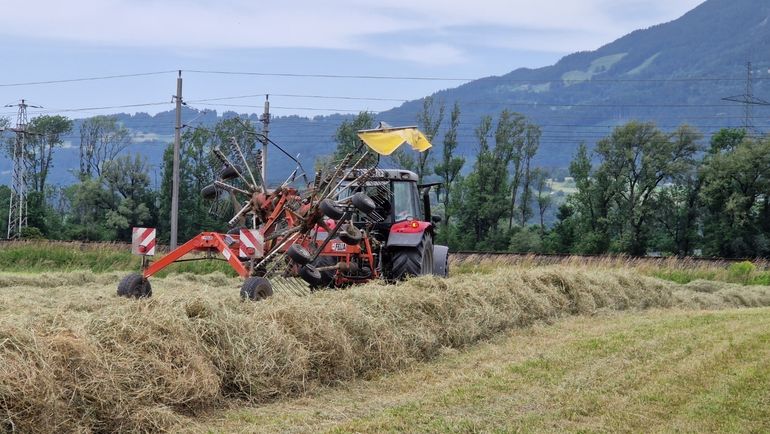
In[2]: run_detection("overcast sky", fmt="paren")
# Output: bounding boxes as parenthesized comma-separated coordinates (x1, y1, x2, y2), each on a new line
(0, 0, 705, 119)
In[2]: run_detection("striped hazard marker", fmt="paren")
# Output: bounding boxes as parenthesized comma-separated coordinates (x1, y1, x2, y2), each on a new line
(131, 227, 157, 256)
(239, 229, 264, 258)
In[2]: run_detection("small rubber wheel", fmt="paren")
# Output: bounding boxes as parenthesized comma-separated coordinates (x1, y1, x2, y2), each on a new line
(117, 273, 152, 298)
(219, 164, 242, 180)
(319, 199, 345, 220)
(352, 193, 376, 214)
(299, 265, 322, 286)
(240, 277, 274, 301)
(201, 183, 218, 200)
(287, 244, 312, 265)
(338, 224, 362, 245)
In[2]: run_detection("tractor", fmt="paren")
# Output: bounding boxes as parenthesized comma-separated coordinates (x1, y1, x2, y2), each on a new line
(117, 123, 449, 300)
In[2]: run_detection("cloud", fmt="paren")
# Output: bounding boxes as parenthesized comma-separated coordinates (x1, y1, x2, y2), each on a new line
(0, 0, 705, 61)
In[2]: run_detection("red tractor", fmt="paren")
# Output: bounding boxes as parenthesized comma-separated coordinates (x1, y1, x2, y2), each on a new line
(117, 125, 449, 300)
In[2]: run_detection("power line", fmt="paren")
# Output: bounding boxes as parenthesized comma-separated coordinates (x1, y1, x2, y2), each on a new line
(0, 71, 177, 88)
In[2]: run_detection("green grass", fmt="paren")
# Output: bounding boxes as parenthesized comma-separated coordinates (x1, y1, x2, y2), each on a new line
(190, 308, 770, 433)
(0, 242, 236, 276)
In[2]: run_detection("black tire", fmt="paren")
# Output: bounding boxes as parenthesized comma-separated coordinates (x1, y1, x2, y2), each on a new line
(312, 255, 337, 289)
(351, 193, 376, 214)
(117, 273, 152, 298)
(319, 199, 345, 220)
(338, 224, 362, 245)
(433, 245, 449, 278)
(201, 183, 218, 200)
(219, 164, 242, 180)
(299, 265, 322, 286)
(287, 244, 312, 265)
(389, 234, 434, 280)
(240, 277, 274, 301)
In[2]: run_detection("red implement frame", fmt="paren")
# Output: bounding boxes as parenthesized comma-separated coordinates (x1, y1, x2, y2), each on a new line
(142, 232, 250, 279)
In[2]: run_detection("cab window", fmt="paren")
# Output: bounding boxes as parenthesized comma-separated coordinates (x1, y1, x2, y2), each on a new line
(392, 181, 418, 222)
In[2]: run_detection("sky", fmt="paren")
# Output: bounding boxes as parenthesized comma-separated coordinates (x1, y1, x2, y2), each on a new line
(0, 0, 706, 120)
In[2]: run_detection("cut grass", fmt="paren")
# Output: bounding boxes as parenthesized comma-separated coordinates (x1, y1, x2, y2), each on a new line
(187, 308, 770, 433)
(2, 266, 770, 432)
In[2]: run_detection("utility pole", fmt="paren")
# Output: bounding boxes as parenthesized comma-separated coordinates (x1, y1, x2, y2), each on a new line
(260, 94, 270, 186)
(4, 99, 41, 239)
(170, 70, 183, 249)
(722, 62, 770, 135)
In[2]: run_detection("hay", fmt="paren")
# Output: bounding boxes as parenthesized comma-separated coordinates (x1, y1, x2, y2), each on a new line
(1, 267, 770, 433)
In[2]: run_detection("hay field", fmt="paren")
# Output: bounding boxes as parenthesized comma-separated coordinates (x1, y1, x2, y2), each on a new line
(1, 267, 770, 432)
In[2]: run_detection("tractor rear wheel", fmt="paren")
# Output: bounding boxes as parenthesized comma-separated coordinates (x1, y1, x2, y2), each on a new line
(389, 233, 434, 280)
(240, 277, 274, 301)
(117, 273, 152, 298)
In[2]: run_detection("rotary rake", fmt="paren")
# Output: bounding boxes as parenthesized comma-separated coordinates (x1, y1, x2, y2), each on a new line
(117, 124, 449, 300)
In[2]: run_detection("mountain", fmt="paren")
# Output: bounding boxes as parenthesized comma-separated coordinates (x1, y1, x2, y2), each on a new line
(3, 0, 769, 187)
(380, 0, 770, 166)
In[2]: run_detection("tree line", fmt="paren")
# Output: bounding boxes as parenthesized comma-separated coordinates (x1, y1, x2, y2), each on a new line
(3, 105, 769, 258)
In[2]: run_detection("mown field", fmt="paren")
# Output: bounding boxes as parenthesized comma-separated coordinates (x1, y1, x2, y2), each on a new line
(1, 242, 770, 432)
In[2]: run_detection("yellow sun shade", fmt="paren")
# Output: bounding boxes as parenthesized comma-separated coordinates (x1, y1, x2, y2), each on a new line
(357, 127, 432, 156)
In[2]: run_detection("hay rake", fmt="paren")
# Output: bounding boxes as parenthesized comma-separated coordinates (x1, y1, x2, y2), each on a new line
(118, 123, 450, 300)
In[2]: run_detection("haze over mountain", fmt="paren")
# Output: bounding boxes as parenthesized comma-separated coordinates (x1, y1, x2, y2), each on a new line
(3, 0, 769, 186)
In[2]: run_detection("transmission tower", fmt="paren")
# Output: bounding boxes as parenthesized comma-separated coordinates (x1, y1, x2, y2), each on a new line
(722, 62, 770, 135)
(3, 99, 41, 239)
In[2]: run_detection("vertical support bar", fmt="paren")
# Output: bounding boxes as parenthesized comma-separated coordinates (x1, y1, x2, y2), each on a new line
(170, 70, 183, 249)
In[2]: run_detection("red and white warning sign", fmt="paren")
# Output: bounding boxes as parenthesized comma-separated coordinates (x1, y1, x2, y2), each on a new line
(239, 229, 264, 258)
(131, 227, 157, 256)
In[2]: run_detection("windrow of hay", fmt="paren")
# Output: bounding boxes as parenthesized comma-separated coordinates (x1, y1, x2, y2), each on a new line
(2, 267, 770, 433)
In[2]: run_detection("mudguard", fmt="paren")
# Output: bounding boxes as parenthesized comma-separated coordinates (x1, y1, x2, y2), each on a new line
(433, 245, 449, 277)
(386, 220, 432, 248)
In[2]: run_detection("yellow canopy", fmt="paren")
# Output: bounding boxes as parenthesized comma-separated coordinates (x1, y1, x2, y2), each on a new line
(357, 127, 432, 156)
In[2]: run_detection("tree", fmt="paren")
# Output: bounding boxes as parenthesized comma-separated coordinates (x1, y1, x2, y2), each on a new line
(79, 115, 131, 178)
(494, 111, 527, 230)
(518, 124, 541, 225)
(27, 115, 73, 195)
(102, 155, 154, 240)
(433, 102, 464, 233)
(454, 112, 524, 250)
(700, 133, 770, 257)
(333, 112, 376, 167)
(532, 168, 552, 234)
(414, 96, 445, 183)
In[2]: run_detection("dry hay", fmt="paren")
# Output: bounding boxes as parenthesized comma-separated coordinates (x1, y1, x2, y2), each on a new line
(1, 267, 770, 433)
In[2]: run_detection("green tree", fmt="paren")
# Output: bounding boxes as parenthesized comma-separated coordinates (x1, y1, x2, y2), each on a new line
(78, 115, 131, 178)
(700, 133, 770, 257)
(433, 102, 464, 237)
(333, 112, 376, 167)
(518, 124, 541, 226)
(455, 112, 523, 250)
(533, 168, 552, 234)
(27, 115, 73, 195)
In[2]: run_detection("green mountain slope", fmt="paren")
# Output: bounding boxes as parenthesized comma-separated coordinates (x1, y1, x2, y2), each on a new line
(381, 0, 770, 167)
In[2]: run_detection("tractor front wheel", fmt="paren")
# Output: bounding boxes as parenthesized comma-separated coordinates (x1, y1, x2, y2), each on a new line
(389, 233, 434, 280)
(240, 277, 274, 301)
(117, 273, 152, 298)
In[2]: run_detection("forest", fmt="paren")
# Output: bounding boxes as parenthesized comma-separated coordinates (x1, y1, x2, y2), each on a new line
(2, 98, 768, 258)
